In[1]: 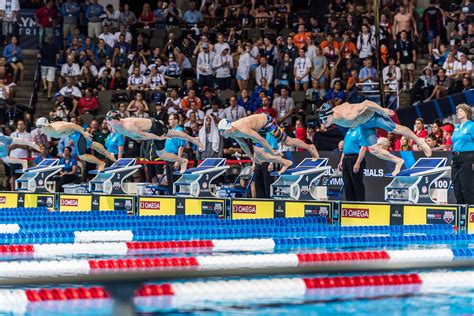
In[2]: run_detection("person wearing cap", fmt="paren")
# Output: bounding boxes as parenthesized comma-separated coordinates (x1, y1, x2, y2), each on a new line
(196, 42, 215, 89)
(212, 43, 233, 90)
(338, 125, 368, 201)
(217, 113, 319, 162)
(38, 118, 116, 171)
(318, 100, 429, 176)
(451, 103, 474, 204)
(441, 123, 454, 150)
(104, 110, 204, 173)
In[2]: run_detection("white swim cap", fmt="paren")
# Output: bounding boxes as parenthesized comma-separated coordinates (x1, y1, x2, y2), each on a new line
(217, 119, 232, 132)
(36, 117, 49, 128)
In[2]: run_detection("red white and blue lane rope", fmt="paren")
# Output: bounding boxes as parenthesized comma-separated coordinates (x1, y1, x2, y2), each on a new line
(0, 249, 471, 278)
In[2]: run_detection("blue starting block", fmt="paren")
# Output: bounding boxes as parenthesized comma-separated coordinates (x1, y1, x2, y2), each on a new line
(270, 158, 332, 200)
(385, 157, 451, 204)
(89, 158, 141, 195)
(15, 159, 63, 193)
(173, 158, 229, 197)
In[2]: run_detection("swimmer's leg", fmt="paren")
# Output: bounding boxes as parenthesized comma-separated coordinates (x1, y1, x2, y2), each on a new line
(158, 150, 189, 174)
(254, 147, 293, 174)
(283, 136, 319, 159)
(90, 141, 117, 162)
(78, 154, 106, 171)
(369, 144, 405, 176)
(392, 124, 432, 157)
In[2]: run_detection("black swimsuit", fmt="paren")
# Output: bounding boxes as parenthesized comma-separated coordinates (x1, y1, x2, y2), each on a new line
(148, 118, 168, 151)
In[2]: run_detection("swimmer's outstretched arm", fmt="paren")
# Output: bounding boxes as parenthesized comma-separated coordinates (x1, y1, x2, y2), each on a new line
(11, 137, 40, 151)
(48, 122, 92, 140)
(166, 130, 204, 148)
(241, 128, 278, 156)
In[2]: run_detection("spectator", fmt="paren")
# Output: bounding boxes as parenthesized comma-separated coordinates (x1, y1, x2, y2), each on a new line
(127, 67, 146, 91)
(31, 117, 51, 152)
(358, 57, 378, 92)
(356, 24, 376, 65)
(392, 4, 417, 40)
(255, 56, 274, 88)
(236, 44, 251, 91)
(164, 1, 180, 27)
(98, 25, 115, 49)
(3, 36, 23, 84)
(196, 43, 215, 89)
(61, 0, 80, 47)
(103, 4, 120, 31)
(119, 4, 137, 29)
(305, 80, 325, 113)
(442, 53, 457, 78)
(422, 0, 444, 54)
(127, 92, 149, 115)
(9, 120, 30, 189)
(201, 88, 220, 111)
(274, 52, 293, 89)
(455, 53, 472, 80)
(138, 3, 156, 29)
(39, 36, 59, 100)
(325, 80, 346, 106)
(0, 0, 20, 42)
(198, 115, 221, 159)
(282, 36, 298, 61)
(186, 101, 205, 124)
(430, 119, 443, 144)
(33, 144, 53, 165)
(86, 0, 104, 39)
(461, 76, 473, 92)
(441, 123, 454, 150)
(399, 135, 412, 151)
(117, 102, 130, 118)
(212, 45, 233, 90)
(77, 88, 98, 115)
(273, 86, 295, 125)
(35, 0, 57, 47)
(59, 78, 82, 115)
(105, 130, 125, 161)
(153, 1, 166, 29)
(56, 146, 78, 192)
(395, 30, 416, 91)
(293, 24, 311, 49)
(151, 102, 167, 123)
(237, 89, 256, 115)
(294, 48, 312, 91)
(219, 96, 246, 122)
(411, 66, 435, 104)
(182, 1, 203, 26)
(312, 46, 330, 89)
(110, 69, 127, 91)
(425, 134, 439, 149)
(425, 68, 453, 101)
(256, 95, 277, 118)
(60, 55, 80, 87)
(382, 57, 402, 92)
(164, 88, 182, 114)
(182, 89, 202, 111)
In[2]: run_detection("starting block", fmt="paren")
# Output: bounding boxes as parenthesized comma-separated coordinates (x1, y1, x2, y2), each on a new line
(385, 158, 451, 204)
(15, 159, 63, 193)
(174, 158, 229, 197)
(270, 158, 332, 200)
(89, 158, 141, 195)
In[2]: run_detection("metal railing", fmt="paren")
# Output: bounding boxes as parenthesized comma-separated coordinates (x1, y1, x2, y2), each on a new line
(356, 82, 400, 109)
(28, 56, 41, 115)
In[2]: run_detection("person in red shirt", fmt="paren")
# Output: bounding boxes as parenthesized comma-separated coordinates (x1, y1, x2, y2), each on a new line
(293, 24, 312, 49)
(441, 124, 454, 150)
(78, 88, 98, 115)
(413, 118, 428, 149)
(181, 89, 202, 111)
(255, 96, 277, 118)
(36, 0, 57, 47)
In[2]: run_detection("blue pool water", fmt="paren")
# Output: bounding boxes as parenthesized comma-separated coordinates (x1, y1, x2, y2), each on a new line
(0, 209, 472, 315)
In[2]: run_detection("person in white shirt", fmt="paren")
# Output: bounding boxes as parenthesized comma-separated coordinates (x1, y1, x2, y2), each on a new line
(164, 89, 182, 114)
(382, 57, 402, 92)
(293, 48, 312, 91)
(213, 33, 228, 56)
(59, 78, 82, 114)
(9, 120, 31, 189)
(186, 101, 205, 124)
(255, 56, 274, 87)
(98, 25, 115, 48)
(81, 60, 98, 78)
(113, 24, 132, 44)
(455, 53, 472, 80)
(212, 45, 233, 90)
(356, 24, 376, 63)
(219, 96, 246, 122)
(236, 44, 251, 91)
(205, 101, 224, 117)
(273, 86, 295, 125)
(60, 55, 80, 87)
(196, 43, 215, 89)
(146, 67, 166, 91)
(127, 66, 146, 91)
(0, 0, 20, 37)
(98, 58, 116, 77)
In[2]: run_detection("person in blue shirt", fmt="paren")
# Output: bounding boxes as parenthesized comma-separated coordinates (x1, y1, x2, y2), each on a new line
(86, 0, 104, 39)
(182, 1, 203, 25)
(105, 131, 125, 161)
(61, 0, 81, 47)
(451, 103, 474, 204)
(325, 80, 346, 106)
(3, 36, 24, 84)
(57, 146, 78, 192)
(33, 145, 54, 166)
(164, 113, 187, 192)
(338, 126, 368, 201)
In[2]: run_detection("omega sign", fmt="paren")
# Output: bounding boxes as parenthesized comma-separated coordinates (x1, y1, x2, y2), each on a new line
(0, 197, 5, 204)
(140, 201, 161, 210)
(233, 204, 256, 214)
(60, 198, 78, 207)
(341, 208, 369, 218)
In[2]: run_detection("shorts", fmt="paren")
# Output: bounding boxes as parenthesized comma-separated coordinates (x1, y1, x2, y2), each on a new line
(149, 118, 168, 151)
(41, 66, 56, 82)
(427, 30, 440, 44)
(236, 73, 248, 80)
(259, 114, 288, 143)
(9, 163, 23, 177)
(295, 78, 310, 84)
(360, 113, 397, 145)
(400, 63, 415, 71)
(63, 23, 76, 38)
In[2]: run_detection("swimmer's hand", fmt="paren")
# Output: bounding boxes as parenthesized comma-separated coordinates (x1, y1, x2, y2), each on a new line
(382, 108, 395, 118)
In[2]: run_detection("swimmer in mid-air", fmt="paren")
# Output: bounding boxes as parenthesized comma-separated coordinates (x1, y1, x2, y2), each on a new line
(217, 113, 319, 162)
(104, 111, 204, 173)
(0, 135, 40, 170)
(37, 117, 116, 171)
(318, 100, 432, 176)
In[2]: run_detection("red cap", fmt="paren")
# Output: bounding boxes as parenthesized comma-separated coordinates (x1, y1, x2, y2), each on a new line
(441, 124, 454, 134)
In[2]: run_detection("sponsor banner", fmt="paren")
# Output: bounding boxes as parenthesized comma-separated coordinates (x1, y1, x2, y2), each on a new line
(58, 194, 92, 212)
(467, 207, 474, 234)
(340, 203, 390, 226)
(231, 200, 275, 219)
(138, 197, 176, 216)
(285, 201, 332, 221)
(99, 195, 135, 215)
(403, 205, 458, 226)
(187, 199, 225, 216)
(0, 192, 21, 208)
(23, 194, 55, 208)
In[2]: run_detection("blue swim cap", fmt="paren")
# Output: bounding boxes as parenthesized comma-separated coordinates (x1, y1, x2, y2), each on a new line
(319, 103, 334, 121)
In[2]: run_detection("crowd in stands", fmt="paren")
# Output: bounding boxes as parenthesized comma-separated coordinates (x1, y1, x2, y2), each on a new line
(0, 0, 473, 190)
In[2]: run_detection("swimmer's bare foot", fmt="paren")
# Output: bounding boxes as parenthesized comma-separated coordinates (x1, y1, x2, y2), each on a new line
(419, 139, 432, 157)
(106, 152, 117, 162)
(310, 145, 319, 160)
(392, 158, 405, 176)
(279, 159, 293, 174)
(97, 162, 106, 172)
(179, 158, 189, 174)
